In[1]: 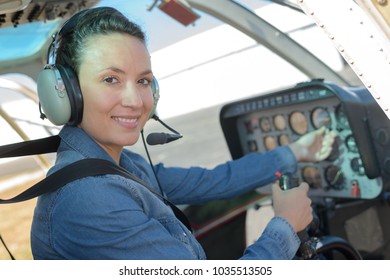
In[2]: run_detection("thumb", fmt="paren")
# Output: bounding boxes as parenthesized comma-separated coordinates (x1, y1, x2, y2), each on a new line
(297, 182, 310, 193)
(271, 181, 282, 194)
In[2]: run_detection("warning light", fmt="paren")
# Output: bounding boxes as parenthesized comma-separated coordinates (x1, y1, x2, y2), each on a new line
(351, 180, 361, 197)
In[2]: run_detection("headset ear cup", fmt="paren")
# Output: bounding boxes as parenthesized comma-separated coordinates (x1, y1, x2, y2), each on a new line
(37, 65, 72, 125)
(149, 76, 160, 119)
(37, 64, 83, 126)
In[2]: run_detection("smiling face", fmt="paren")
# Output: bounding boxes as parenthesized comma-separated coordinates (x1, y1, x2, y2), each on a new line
(77, 33, 154, 162)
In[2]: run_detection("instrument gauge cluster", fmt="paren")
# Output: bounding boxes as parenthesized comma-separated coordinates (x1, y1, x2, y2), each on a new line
(220, 80, 389, 200)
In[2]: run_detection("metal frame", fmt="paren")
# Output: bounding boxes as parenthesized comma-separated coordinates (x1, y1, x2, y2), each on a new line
(186, 0, 351, 86)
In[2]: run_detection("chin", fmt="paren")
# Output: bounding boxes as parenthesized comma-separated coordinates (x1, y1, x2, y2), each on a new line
(122, 135, 141, 147)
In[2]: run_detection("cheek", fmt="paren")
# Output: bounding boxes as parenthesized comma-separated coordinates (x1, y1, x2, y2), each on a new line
(81, 89, 114, 120)
(143, 90, 156, 113)
(82, 91, 101, 112)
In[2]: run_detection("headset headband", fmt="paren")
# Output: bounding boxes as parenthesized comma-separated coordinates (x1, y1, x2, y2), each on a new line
(47, 9, 88, 65)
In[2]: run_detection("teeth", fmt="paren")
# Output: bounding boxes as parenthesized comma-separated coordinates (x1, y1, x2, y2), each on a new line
(112, 117, 137, 123)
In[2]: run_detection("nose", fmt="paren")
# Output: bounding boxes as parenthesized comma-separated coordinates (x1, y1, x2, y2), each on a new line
(121, 83, 142, 108)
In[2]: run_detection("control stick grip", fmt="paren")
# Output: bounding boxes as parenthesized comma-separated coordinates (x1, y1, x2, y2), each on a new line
(276, 172, 319, 259)
(278, 173, 300, 190)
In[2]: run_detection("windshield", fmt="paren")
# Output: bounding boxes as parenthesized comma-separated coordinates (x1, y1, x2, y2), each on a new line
(0, 20, 60, 62)
(0, 0, 266, 61)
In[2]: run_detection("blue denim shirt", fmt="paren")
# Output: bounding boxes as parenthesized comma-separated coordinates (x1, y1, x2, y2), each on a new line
(31, 125, 300, 259)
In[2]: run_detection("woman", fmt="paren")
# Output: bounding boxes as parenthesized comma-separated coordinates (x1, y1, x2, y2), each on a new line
(31, 7, 336, 260)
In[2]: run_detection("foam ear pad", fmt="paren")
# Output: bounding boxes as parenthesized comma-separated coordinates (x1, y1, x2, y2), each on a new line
(37, 64, 83, 126)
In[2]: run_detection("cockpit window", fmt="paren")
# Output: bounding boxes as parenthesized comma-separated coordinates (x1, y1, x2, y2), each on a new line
(0, 20, 59, 62)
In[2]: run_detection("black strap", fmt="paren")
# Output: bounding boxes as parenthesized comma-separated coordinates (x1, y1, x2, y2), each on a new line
(0, 135, 60, 158)
(0, 157, 192, 232)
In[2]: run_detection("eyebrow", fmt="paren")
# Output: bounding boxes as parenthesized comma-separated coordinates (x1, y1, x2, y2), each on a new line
(101, 66, 153, 76)
(105, 67, 125, 74)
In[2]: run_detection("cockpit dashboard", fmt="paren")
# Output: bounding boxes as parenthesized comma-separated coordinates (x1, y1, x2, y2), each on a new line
(220, 79, 390, 201)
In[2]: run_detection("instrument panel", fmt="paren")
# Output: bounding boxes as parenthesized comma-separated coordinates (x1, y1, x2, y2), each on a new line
(220, 80, 388, 200)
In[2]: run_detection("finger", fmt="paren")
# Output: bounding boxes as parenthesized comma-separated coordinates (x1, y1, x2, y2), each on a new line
(317, 130, 336, 160)
(298, 182, 310, 193)
(318, 126, 326, 135)
(271, 182, 282, 194)
(318, 147, 333, 160)
(318, 149, 330, 160)
(320, 139, 332, 153)
(325, 129, 337, 142)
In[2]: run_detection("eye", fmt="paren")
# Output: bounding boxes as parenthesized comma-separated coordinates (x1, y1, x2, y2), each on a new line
(138, 78, 152, 86)
(103, 76, 119, 84)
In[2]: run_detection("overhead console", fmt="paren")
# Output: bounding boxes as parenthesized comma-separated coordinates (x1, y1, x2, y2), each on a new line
(220, 79, 390, 200)
(0, 0, 99, 28)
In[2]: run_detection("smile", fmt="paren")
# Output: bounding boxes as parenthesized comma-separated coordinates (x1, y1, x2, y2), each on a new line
(111, 116, 139, 128)
(112, 117, 137, 123)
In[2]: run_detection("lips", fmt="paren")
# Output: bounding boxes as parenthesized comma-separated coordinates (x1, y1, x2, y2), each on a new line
(111, 116, 139, 128)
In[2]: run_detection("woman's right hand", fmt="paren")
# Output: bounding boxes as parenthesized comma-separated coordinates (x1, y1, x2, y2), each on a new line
(271, 182, 313, 232)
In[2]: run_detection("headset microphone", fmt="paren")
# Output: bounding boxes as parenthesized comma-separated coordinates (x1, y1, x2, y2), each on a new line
(141, 114, 182, 197)
(146, 114, 183, 145)
(146, 132, 183, 145)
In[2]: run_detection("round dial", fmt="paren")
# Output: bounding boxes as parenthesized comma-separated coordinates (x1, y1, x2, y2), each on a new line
(345, 134, 358, 153)
(263, 136, 277, 150)
(244, 120, 255, 134)
(273, 114, 286, 131)
(351, 157, 365, 175)
(278, 134, 290, 146)
(259, 117, 271, 132)
(311, 107, 331, 129)
(325, 165, 345, 190)
(247, 140, 258, 152)
(289, 111, 308, 135)
(302, 166, 322, 189)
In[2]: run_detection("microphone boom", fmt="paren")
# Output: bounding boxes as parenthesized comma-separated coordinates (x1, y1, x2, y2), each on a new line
(146, 132, 182, 145)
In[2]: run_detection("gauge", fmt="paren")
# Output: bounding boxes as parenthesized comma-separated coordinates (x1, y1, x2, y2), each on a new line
(278, 134, 290, 146)
(351, 157, 365, 176)
(289, 111, 308, 135)
(325, 165, 345, 190)
(247, 140, 258, 152)
(311, 107, 331, 129)
(259, 117, 271, 132)
(244, 120, 255, 134)
(345, 134, 358, 153)
(273, 114, 286, 131)
(335, 104, 349, 130)
(263, 136, 277, 150)
(302, 166, 322, 189)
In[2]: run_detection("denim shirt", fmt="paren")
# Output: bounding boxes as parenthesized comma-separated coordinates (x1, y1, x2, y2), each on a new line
(31, 125, 300, 260)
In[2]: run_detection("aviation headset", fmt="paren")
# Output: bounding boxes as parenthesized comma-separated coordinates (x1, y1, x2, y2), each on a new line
(37, 8, 160, 126)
